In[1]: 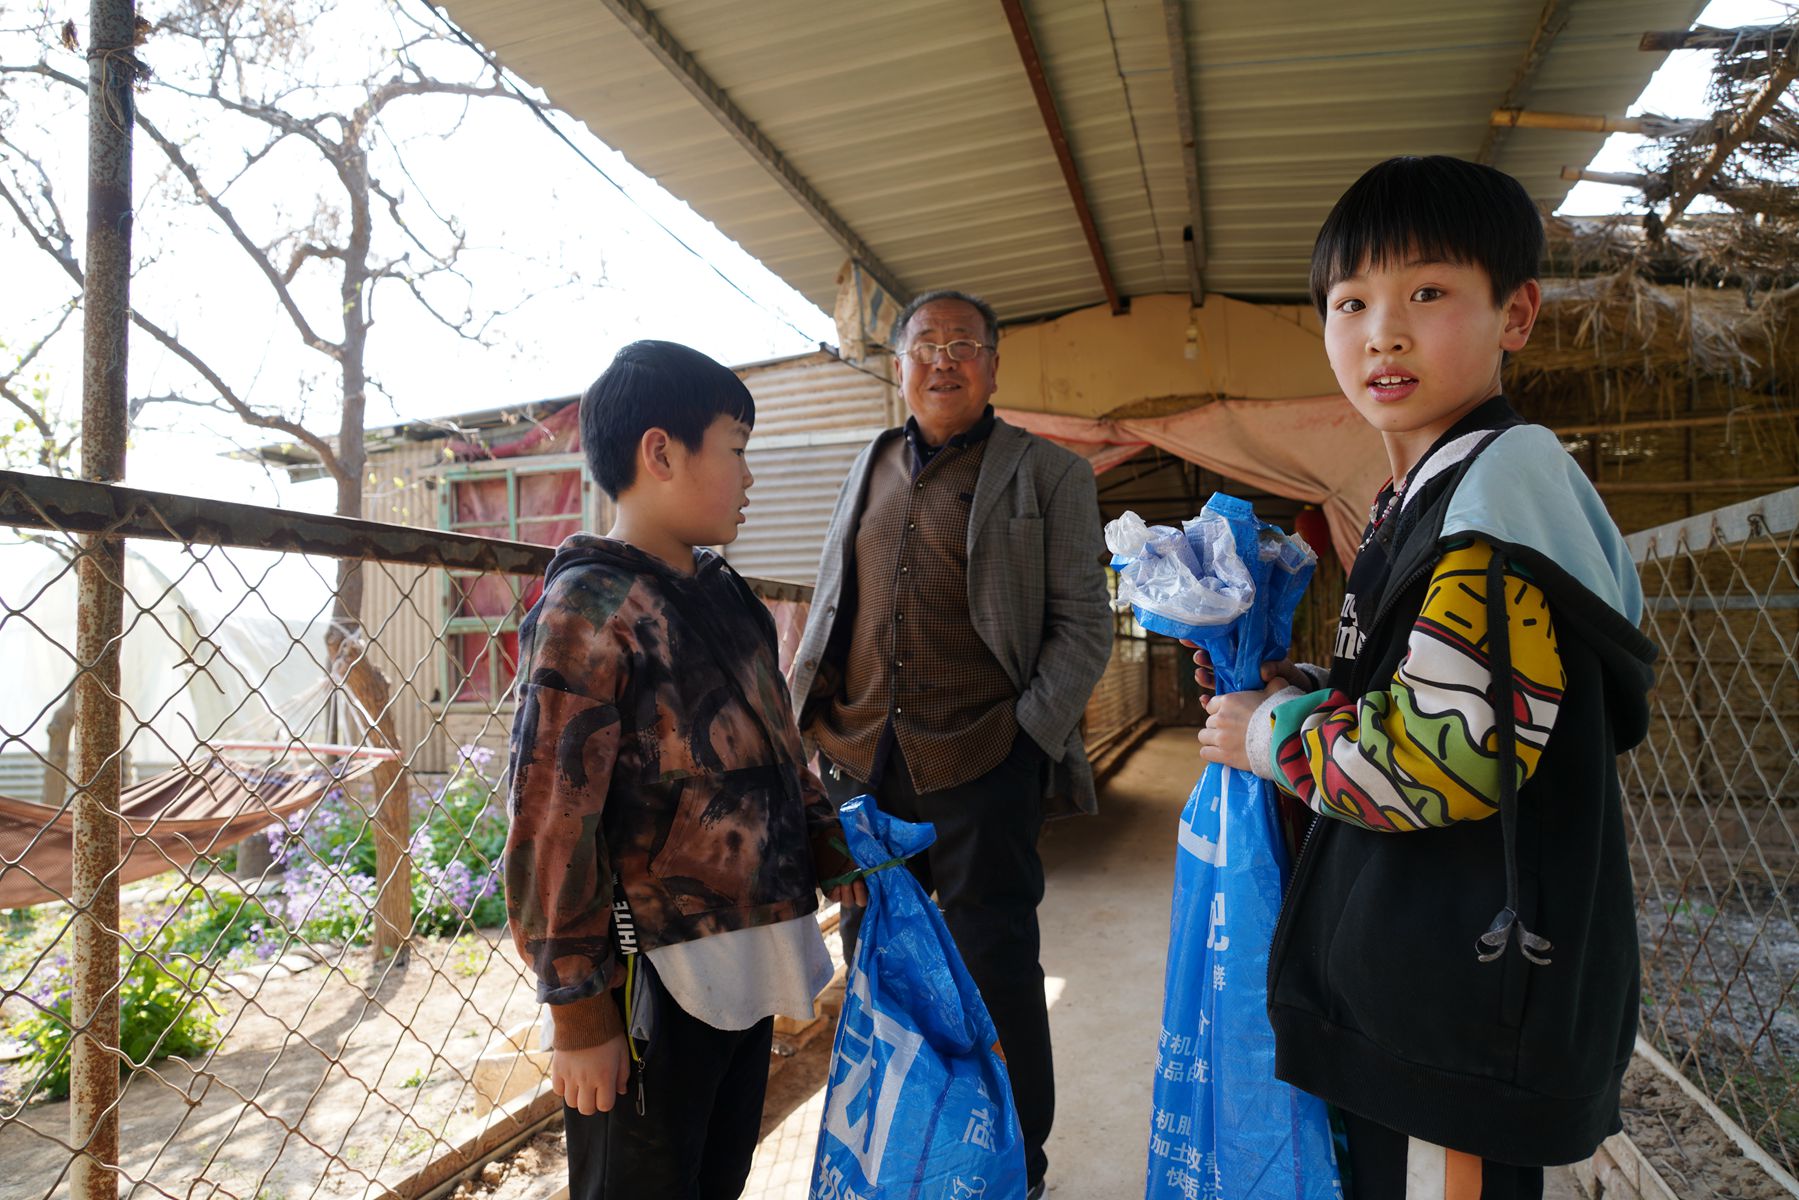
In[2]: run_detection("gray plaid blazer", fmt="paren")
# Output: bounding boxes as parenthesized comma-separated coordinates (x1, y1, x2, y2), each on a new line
(789, 418, 1114, 816)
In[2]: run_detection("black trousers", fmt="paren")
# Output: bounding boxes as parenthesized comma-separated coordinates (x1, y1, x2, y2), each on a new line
(823, 731, 1054, 1187)
(1339, 1110, 1545, 1199)
(562, 966, 775, 1200)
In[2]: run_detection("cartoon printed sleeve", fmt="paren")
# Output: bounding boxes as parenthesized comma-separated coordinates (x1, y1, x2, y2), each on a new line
(1261, 539, 1565, 832)
(502, 580, 629, 1048)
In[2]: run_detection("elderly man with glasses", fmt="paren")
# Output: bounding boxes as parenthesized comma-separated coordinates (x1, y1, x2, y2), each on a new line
(791, 288, 1113, 1198)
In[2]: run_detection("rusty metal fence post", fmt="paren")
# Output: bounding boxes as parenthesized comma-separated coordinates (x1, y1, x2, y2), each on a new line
(68, 1, 138, 1197)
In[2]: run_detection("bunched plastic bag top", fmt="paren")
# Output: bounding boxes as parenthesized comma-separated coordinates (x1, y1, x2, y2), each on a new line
(811, 795, 1028, 1200)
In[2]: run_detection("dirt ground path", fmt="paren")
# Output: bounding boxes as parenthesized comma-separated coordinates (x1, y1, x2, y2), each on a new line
(0, 932, 542, 1200)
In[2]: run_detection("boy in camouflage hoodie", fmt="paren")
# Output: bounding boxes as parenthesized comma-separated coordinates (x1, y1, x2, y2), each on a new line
(503, 341, 860, 1199)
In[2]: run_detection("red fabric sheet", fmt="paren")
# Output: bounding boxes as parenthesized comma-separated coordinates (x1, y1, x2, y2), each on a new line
(0, 756, 379, 910)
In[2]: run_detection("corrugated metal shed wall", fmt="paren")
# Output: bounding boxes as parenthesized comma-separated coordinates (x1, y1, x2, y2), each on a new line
(728, 439, 870, 583)
(358, 440, 461, 776)
(739, 351, 896, 438)
(725, 353, 894, 583)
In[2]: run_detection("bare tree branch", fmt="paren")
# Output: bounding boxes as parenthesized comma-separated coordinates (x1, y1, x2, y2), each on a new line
(282, 240, 344, 284)
(3, 297, 76, 382)
(0, 127, 78, 271)
(127, 392, 233, 421)
(369, 173, 453, 263)
(0, 301, 78, 473)
(0, 170, 352, 486)
(390, 267, 489, 344)
(20, 58, 348, 359)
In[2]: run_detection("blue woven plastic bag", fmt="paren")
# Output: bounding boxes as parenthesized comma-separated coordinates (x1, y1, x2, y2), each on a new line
(811, 795, 1028, 1200)
(1111, 493, 1340, 1200)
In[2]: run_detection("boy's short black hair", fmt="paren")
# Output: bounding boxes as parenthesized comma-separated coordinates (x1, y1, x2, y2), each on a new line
(1309, 156, 1545, 317)
(579, 340, 755, 498)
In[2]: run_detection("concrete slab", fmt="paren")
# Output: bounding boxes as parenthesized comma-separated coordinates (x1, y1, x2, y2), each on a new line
(1036, 725, 1195, 1197)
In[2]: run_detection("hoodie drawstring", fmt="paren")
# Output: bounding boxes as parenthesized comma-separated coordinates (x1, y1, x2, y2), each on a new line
(1476, 548, 1554, 967)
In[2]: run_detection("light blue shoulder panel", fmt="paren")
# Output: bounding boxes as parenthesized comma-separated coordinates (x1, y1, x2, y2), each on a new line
(1442, 424, 1645, 626)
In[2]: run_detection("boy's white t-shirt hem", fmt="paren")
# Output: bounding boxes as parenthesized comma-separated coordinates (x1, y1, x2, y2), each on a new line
(647, 914, 835, 1031)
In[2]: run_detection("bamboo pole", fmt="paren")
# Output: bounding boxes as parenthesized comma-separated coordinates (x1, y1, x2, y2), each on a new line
(1560, 166, 1654, 190)
(1495, 108, 1650, 134)
(1551, 410, 1792, 436)
(1595, 476, 1799, 495)
(71, 3, 136, 1198)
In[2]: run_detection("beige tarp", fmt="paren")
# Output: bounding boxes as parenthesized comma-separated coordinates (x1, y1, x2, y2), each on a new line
(998, 398, 1389, 569)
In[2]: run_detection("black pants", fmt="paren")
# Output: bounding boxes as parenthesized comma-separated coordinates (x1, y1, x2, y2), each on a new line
(562, 967, 774, 1200)
(1339, 1110, 1545, 1199)
(823, 732, 1054, 1187)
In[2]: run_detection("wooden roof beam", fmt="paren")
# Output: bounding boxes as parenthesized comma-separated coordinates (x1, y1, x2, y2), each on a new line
(1163, 0, 1206, 306)
(592, 0, 907, 303)
(1476, 0, 1575, 165)
(999, 0, 1127, 315)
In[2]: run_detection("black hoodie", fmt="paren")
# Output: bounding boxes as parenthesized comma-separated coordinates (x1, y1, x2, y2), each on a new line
(1264, 400, 1658, 1166)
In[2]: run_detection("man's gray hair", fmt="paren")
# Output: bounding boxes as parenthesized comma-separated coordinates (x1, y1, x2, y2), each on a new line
(891, 289, 1000, 350)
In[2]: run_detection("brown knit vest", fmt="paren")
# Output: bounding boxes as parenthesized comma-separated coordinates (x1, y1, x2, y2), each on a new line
(815, 435, 1019, 791)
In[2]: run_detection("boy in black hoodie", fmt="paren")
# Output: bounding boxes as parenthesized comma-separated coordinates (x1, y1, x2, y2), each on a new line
(1197, 157, 1657, 1199)
(503, 341, 860, 1199)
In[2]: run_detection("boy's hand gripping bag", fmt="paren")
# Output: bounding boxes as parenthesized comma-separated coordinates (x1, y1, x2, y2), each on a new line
(1112, 494, 1341, 1200)
(810, 795, 1028, 1200)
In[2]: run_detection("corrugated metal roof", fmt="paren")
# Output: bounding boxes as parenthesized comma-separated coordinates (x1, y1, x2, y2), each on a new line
(438, 0, 1702, 316)
(1185, 0, 1705, 295)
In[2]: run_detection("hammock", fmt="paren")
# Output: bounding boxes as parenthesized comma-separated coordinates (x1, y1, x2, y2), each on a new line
(0, 749, 383, 910)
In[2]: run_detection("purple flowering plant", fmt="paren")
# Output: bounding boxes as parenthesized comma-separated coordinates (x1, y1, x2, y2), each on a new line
(260, 743, 506, 945)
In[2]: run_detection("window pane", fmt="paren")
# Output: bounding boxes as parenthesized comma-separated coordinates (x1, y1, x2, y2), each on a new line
(452, 477, 510, 536)
(518, 516, 581, 548)
(448, 633, 493, 703)
(451, 573, 517, 619)
(519, 470, 582, 518)
(498, 631, 520, 697)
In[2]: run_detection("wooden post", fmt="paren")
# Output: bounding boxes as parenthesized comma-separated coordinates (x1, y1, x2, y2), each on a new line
(333, 637, 413, 959)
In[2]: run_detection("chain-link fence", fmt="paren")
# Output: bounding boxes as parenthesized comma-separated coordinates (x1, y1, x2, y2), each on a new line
(0, 468, 809, 1200)
(1622, 486, 1799, 1181)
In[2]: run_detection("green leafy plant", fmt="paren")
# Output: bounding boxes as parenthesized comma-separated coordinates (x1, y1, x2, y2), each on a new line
(164, 888, 284, 962)
(14, 930, 220, 1102)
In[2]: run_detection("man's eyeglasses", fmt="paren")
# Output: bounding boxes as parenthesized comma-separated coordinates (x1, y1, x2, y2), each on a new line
(901, 339, 992, 365)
